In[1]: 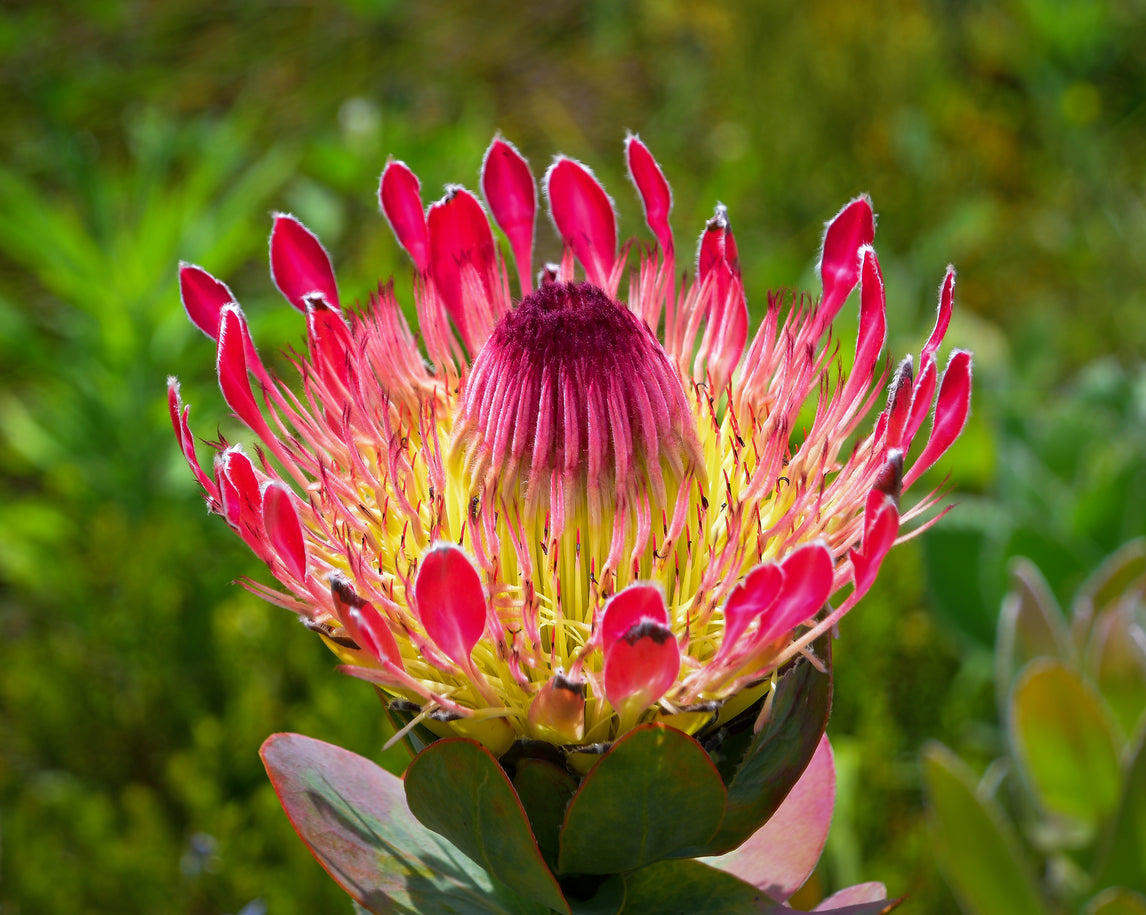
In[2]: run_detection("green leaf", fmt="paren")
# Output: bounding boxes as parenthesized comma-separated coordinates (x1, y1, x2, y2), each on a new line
(1094, 730, 1146, 890)
(558, 724, 727, 875)
(512, 758, 579, 869)
(617, 859, 787, 914)
(1085, 599, 1146, 739)
(921, 742, 1046, 915)
(995, 558, 1069, 712)
(1010, 659, 1122, 822)
(694, 639, 832, 855)
(1073, 539, 1146, 652)
(1082, 888, 1146, 915)
(260, 733, 548, 914)
(404, 738, 571, 914)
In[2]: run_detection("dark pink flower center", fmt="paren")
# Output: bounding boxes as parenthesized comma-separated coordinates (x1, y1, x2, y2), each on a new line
(454, 281, 700, 529)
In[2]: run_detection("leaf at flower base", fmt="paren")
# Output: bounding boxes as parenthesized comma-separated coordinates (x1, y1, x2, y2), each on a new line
(701, 734, 835, 901)
(1094, 730, 1146, 892)
(921, 741, 1046, 915)
(260, 733, 548, 915)
(512, 758, 579, 869)
(617, 858, 791, 914)
(403, 738, 571, 914)
(1010, 659, 1122, 823)
(689, 638, 832, 856)
(557, 724, 727, 875)
(812, 882, 898, 912)
(1082, 888, 1146, 915)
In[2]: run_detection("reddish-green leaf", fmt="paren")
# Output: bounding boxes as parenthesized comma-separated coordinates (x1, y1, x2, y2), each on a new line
(702, 734, 834, 901)
(260, 733, 546, 914)
(558, 724, 727, 875)
(995, 558, 1068, 711)
(404, 738, 570, 914)
(922, 741, 1045, 915)
(1010, 660, 1122, 822)
(694, 639, 832, 855)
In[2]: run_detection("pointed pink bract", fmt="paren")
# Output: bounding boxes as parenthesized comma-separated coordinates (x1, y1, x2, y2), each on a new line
(414, 542, 487, 668)
(331, 577, 404, 669)
(816, 195, 875, 335)
(850, 490, 900, 597)
(261, 480, 308, 582)
(270, 213, 340, 312)
(545, 157, 617, 290)
(427, 187, 497, 349)
(717, 562, 783, 661)
(903, 349, 972, 489)
(379, 160, 430, 274)
(179, 263, 235, 340)
(757, 543, 835, 646)
(625, 134, 673, 254)
(481, 136, 536, 292)
(601, 585, 680, 712)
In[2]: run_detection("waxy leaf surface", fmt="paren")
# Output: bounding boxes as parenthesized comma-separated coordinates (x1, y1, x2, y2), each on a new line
(260, 733, 547, 914)
(692, 638, 832, 855)
(404, 738, 570, 914)
(558, 724, 726, 875)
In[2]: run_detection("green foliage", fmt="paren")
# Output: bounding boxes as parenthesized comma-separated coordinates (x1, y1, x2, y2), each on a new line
(924, 543, 1146, 914)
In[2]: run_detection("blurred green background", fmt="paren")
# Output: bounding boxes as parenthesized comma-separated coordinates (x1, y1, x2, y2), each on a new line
(2, 1, 1144, 912)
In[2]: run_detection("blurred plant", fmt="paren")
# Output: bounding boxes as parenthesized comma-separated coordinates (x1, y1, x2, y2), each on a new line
(923, 539, 1146, 914)
(924, 359, 1146, 645)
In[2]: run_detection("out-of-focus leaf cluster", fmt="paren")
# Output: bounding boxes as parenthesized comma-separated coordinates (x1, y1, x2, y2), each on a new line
(924, 542, 1146, 914)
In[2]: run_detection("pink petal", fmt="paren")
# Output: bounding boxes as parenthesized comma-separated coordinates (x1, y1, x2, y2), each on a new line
(216, 305, 271, 437)
(883, 356, 914, 451)
(544, 157, 617, 289)
(601, 583, 670, 645)
(269, 213, 340, 312)
(904, 355, 937, 447)
(625, 134, 673, 253)
(414, 542, 487, 668)
(166, 379, 219, 501)
(427, 186, 496, 349)
(702, 734, 835, 902)
(261, 481, 308, 582)
(481, 136, 536, 292)
(697, 205, 740, 281)
(816, 195, 875, 336)
(921, 266, 955, 370)
(851, 246, 887, 383)
(330, 576, 404, 669)
(850, 490, 900, 598)
(379, 159, 430, 273)
(902, 349, 972, 489)
(717, 562, 783, 662)
(601, 585, 680, 713)
(757, 543, 835, 646)
(813, 883, 888, 910)
(217, 447, 262, 531)
(305, 294, 354, 390)
(179, 262, 234, 340)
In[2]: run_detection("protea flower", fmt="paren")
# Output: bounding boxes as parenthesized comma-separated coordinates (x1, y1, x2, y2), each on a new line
(170, 134, 969, 757)
(170, 134, 970, 909)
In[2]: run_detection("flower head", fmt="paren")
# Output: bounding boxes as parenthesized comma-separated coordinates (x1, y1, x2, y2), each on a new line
(170, 134, 971, 756)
